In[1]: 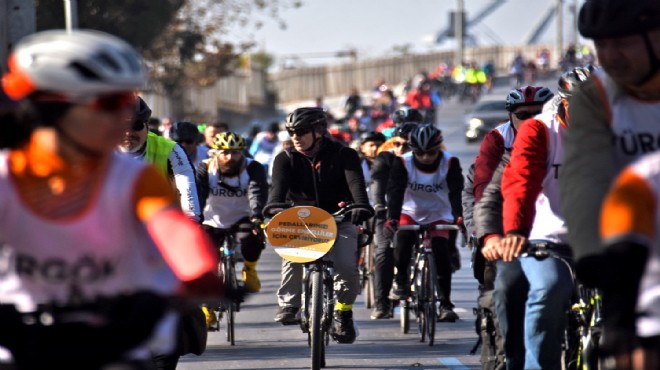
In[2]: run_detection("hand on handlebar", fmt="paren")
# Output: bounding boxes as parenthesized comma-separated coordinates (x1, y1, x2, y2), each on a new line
(383, 219, 399, 239)
(482, 234, 502, 261)
(350, 208, 372, 225)
(499, 233, 528, 262)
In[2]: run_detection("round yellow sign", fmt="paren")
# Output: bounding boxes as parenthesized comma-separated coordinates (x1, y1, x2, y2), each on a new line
(265, 206, 338, 263)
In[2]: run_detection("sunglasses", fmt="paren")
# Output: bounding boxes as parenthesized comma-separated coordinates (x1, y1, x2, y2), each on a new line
(512, 110, 541, 120)
(131, 119, 147, 131)
(286, 128, 312, 137)
(392, 141, 409, 148)
(89, 92, 136, 112)
(414, 148, 440, 157)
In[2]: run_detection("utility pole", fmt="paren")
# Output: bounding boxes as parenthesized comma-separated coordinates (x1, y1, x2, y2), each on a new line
(64, 0, 78, 33)
(0, 0, 36, 73)
(455, 0, 464, 68)
(556, 0, 564, 67)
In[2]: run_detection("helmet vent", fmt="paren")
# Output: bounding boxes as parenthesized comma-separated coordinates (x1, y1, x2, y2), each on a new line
(95, 52, 122, 73)
(69, 62, 101, 80)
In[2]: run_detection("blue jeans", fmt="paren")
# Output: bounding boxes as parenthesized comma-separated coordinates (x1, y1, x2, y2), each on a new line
(494, 249, 573, 370)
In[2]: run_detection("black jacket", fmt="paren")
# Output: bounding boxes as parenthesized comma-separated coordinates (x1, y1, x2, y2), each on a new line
(474, 153, 510, 242)
(370, 150, 398, 208)
(386, 153, 464, 221)
(268, 137, 371, 214)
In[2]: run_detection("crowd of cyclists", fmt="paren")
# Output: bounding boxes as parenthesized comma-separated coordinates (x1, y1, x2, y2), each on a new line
(0, 0, 659, 369)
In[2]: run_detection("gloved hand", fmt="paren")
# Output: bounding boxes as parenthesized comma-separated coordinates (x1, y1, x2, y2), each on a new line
(350, 208, 372, 225)
(383, 219, 399, 239)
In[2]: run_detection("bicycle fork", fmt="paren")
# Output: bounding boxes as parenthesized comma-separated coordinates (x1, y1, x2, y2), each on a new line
(300, 263, 335, 334)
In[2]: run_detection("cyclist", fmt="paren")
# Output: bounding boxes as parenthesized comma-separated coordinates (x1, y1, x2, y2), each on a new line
(248, 122, 281, 174)
(600, 152, 660, 370)
(370, 122, 418, 320)
(473, 86, 553, 204)
(199, 121, 230, 162)
(357, 131, 386, 203)
(384, 124, 464, 322)
(560, 1, 660, 366)
(119, 97, 203, 223)
(197, 131, 267, 293)
(170, 121, 205, 166)
(0, 29, 222, 369)
(381, 106, 424, 139)
(561, 0, 660, 286)
(268, 107, 373, 344)
(482, 67, 593, 370)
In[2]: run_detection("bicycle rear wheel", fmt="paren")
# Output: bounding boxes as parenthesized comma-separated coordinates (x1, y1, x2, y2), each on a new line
(309, 269, 324, 370)
(363, 242, 375, 309)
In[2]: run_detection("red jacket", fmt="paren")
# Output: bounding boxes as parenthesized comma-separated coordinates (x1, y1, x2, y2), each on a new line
(474, 130, 507, 202)
(501, 119, 549, 236)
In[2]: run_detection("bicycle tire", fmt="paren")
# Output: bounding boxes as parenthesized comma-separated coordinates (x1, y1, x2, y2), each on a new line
(415, 257, 426, 343)
(365, 242, 375, 309)
(415, 252, 438, 345)
(224, 256, 236, 345)
(423, 253, 438, 346)
(309, 269, 324, 370)
(400, 300, 410, 334)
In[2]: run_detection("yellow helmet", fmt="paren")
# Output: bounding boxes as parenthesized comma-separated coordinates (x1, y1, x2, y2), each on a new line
(212, 131, 246, 150)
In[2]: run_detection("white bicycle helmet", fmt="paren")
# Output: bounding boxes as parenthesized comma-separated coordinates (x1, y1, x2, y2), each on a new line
(2, 29, 146, 100)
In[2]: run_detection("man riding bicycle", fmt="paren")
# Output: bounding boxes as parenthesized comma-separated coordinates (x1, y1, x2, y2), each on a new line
(268, 107, 373, 344)
(196, 131, 268, 297)
(384, 124, 464, 322)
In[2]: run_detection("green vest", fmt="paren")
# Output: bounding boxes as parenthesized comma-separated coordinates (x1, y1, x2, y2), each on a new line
(145, 131, 176, 177)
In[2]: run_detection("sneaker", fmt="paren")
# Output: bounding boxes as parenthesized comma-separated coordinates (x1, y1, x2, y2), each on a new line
(331, 310, 356, 344)
(202, 305, 218, 331)
(438, 306, 459, 322)
(242, 262, 261, 293)
(274, 306, 300, 325)
(370, 304, 393, 320)
(388, 282, 408, 300)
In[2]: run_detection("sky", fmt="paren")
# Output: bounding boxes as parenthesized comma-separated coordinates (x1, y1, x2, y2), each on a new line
(225, 0, 588, 68)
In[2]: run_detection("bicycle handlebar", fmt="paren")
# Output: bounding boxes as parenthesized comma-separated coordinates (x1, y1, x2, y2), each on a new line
(262, 202, 375, 222)
(398, 224, 460, 231)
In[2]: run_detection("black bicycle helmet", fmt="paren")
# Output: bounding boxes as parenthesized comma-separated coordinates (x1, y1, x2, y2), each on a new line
(578, 0, 660, 39)
(285, 107, 327, 131)
(135, 96, 152, 121)
(408, 124, 443, 152)
(169, 121, 199, 142)
(393, 122, 418, 138)
(360, 131, 386, 145)
(391, 106, 424, 125)
(557, 66, 595, 99)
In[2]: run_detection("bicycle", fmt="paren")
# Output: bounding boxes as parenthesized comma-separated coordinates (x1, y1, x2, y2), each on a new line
(396, 223, 461, 346)
(207, 226, 245, 345)
(520, 242, 603, 370)
(264, 202, 373, 370)
(357, 217, 375, 309)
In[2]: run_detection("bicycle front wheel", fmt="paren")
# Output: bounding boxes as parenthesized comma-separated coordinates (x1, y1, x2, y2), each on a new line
(309, 269, 324, 370)
(417, 253, 437, 346)
(223, 257, 237, 345)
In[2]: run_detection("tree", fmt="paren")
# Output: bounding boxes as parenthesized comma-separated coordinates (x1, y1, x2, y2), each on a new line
(35, 0, 301, 117)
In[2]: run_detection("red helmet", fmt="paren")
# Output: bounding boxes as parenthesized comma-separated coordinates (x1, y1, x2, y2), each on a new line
(505, 86, 554, 112)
